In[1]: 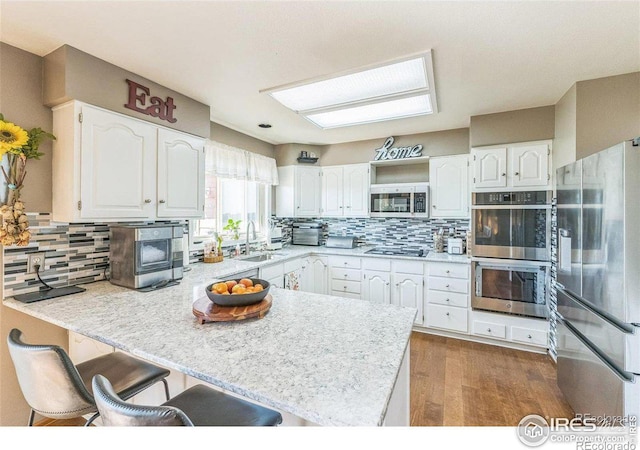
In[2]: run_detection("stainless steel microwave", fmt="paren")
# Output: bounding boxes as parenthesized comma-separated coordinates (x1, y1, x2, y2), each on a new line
(370, 183, 429, 218)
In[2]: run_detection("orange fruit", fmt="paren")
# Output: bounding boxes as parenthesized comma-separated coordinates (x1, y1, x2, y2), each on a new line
(225, 280, 237, 291)
(232, 284, 246, 294)
(254, 284, 263, 292)
(239, 278, 253, 288)
(212, 283, 228, 294)
(220, 291, 230, 295)
(245, 287, 255, 293)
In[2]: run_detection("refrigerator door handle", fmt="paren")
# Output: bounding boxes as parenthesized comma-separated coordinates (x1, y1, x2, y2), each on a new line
(563, 318, 634, 383)
(558, 228, 572, 273)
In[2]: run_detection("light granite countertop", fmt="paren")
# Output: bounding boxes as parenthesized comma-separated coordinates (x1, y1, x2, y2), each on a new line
(3, 261, 417, 426)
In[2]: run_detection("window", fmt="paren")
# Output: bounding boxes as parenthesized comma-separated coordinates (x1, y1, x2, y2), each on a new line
(192, 175, 269, 245)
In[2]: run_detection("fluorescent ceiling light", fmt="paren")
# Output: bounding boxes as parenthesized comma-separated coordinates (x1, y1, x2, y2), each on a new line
(306, 94, 432, 129)
(261, 51, 438, 129)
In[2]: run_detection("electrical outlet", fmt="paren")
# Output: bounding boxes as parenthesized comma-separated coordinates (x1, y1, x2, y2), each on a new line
(27, 253, 46, 274)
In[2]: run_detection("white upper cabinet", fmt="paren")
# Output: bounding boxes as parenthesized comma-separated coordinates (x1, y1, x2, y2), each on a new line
(276, 165, 321, 217)
(79, 105, 157, 219)
(52, 101, 205, 222)
(156, 128, 205, 218)
(429, 154, 469, 218)
(320, 164, 369, 218)
(509, 144, 549, 187)
(472, 142, 551, 191)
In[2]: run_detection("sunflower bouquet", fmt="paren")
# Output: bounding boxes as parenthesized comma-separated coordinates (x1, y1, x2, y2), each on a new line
(0, 114, 55, 246)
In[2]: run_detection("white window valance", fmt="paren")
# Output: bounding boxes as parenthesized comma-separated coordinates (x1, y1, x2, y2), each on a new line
(204, 140, 279, 185)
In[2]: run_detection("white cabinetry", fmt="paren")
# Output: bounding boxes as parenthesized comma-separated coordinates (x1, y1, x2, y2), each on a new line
(52, 101, 205, 222)
(425, 262, 470, 333)
(471, 142, 551, 190)
(321, 164, 369, 218)
(259, 263, 284, 289)
(300, 256, 328, 295)
(329, 256, 362, 299)
(362, 259, 424, 324)
(276, 165, 321, 217)
(471, 310, 549, 348)
(429, 154, 469, 218)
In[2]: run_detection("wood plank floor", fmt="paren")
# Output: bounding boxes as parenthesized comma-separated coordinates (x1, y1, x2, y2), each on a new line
(410, 332, 574, 426)
(37, 332, 574, 427)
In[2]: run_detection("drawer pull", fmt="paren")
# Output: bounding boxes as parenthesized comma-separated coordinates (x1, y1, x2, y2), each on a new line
(159, 199, 166, 204)
(144, 199, 151, 203)
(445, 312, 450, 316)
(527, 334, 532, 339)
(386, 282, 390, 286)
(487, 328, 492, 332)
(445, 270, 450, 274)
(344, 262, 348, 265)
(344, 274, 348, 278)
(446, 284, 450, 288)
(343, 286, 347, 290)
(445, 298, 450, 302)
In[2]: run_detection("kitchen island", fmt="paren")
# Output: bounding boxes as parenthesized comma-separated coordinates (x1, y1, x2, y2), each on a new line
(3, 261, 416, 426)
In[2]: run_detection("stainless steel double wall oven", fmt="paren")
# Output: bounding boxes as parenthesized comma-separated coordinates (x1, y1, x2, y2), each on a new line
(471, 190, 552, 319)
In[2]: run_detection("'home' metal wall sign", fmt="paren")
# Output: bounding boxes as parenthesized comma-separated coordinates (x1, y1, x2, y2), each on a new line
(373, 137, 423, 161)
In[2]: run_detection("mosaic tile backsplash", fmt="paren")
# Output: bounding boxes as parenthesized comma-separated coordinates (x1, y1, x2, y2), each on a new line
(2, 213, 192, 298)
(271, 216, 470, 250)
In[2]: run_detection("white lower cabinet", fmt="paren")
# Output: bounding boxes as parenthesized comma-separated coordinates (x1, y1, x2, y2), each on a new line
(329, 256, 362, 299)
(470, 310, 549, 348)
(260, 263, 284, 289)
(299, 256, 328, 294)
(393, 272, 424, 325)
(362, 270, 391, 305)
(424, 262, 470, 333)
(425, 304, 468, 333)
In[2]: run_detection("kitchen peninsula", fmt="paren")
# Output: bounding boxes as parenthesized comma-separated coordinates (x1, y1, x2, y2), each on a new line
(3, 257, 416, 427)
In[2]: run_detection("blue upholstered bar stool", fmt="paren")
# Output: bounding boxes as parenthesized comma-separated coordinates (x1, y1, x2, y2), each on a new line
(7, 328, 171, 426)
(92, 374, 283, 426)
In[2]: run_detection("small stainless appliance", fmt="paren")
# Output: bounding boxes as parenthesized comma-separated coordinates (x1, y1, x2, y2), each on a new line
(370, 183, 429, 218)
(365, 247, 425, 257)
(556, 139, 640, 419)
(109, 224, 184, 289)
(325, 236, 358, 249)
(471, 190, 551, 261)
(472, 258, 548, 319)
(291, 222, 322, 246)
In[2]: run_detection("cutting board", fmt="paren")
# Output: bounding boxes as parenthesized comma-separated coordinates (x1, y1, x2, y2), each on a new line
(192, 295, 272, 324)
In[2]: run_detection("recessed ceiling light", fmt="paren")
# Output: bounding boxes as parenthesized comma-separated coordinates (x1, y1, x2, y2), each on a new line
(258, 123, 272, 128)
(261, 51, 438, 129)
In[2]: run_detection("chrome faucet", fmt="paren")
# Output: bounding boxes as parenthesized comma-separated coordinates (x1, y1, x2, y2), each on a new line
(245, 221, 256, 256)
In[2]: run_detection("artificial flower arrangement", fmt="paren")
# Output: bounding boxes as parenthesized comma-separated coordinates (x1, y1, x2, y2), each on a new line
(0, 114, 55, 246)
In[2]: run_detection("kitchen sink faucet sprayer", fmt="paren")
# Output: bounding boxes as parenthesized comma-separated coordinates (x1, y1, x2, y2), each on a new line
(246, 221, 256, 256)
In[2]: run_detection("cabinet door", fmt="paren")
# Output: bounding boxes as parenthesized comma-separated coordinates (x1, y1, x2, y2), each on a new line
(473, 148, 507, 189)
(429, 155, 469, 218)
(509, 144, 549, 187)
(306, 257, 328, 294)
(393, 273, 424, 325)
(343, 164, 370, 217)
(362, 270, 391, 304)
(321, 166, 344, 217)
(80, 105, 156, 218)
(295, 166, 321, 216)
(157, 128, 205, 218)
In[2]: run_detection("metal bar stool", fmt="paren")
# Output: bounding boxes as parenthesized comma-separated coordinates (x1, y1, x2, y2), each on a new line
(93, 374, 283, 426)
(7, 328, 171, 426)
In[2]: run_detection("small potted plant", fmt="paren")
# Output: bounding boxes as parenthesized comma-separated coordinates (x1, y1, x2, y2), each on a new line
(223, 219, 242, 241)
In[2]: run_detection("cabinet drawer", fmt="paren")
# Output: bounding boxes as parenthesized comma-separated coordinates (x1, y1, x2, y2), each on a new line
(283, 258, 303, 273)
(362, 258, 391, 272)
(427, 290, 468, 308)
(428, 276, 468, 294)
(331, 290, 361, 300)
(392, 260, 424, 275)
(329, 256, 361, 269)
(428, 263, 469, 279)
(511, 327, 548, 347)
(331, 267, 361, 282)
(472, 320, 506, 339)
(426, 304, 468, 333)
(260, 263, 284, 281)
(331, 279, 361, 294)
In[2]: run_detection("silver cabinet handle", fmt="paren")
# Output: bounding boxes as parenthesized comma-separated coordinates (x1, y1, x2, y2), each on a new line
(487, 328, 492, 332)
(395, 283, 399, 287)
(445, 270, 450, 274)
(159, 200, 166, 204)
(344, 274, 348, 278)
(445, 298, 450, 302)
(297, 206, 300, 209)
(446, 284, 450, 288)
(339, 206, 343, 209)
(144, 199, 151, 203)
(501, 173, 506, 177)
(343, 286, 347, 290)
(344, 262, 348, 265)
(527, 334, 532, 339)
(446, 312, 450, 316)
(432, 205, 436, 209)
(386, 282, 390, 286)
(515, 172, 520, 176)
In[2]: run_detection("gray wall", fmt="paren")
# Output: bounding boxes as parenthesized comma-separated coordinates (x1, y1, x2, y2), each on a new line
(44, 45, 211, 137)
(211, 122, 275, 158)
(0, 42, 68, 426)
(553, 84, 577, 172)
(470, 106, 555, 147)
(575, 72, 640, 158)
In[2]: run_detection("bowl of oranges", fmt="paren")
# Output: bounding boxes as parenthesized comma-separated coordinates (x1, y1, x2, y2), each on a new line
(205, 278, 270, 307)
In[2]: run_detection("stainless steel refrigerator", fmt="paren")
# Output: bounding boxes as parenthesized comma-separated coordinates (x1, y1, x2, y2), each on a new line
(556, 138, 639, 419)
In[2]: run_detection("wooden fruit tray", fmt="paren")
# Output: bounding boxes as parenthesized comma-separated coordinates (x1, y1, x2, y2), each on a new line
(192, 294, 272, 324)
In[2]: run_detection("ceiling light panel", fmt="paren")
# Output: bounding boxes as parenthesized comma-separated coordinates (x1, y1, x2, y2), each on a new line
(268, 56, 429, 112)
(305, 94, 432, 129)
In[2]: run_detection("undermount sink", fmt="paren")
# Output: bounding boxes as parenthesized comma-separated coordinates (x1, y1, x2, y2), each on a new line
(240, 253, 282, 262)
